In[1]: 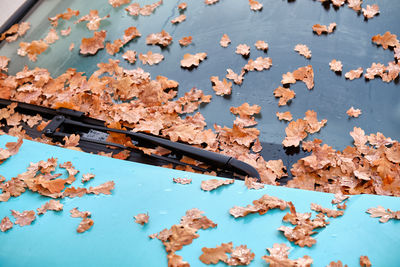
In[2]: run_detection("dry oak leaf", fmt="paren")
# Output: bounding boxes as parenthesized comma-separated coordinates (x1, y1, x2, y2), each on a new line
(82, 173, 95, 183)
(364, 62, 385, 80)
(63, 134, 80, 147)
(360, 256, 372, 267)
(249, 0, 263, 11)
(168, 252, 190, 267)
(125, 0, 163, 16)
(77, 217, 94, 233)
(134, 213, 149, 225)
(304, 110, 327, 134)
(122, 50, 137, 64)
(262, 243, 313, 267)
(75, 10, 110, 31)
(0, 22, 30, 42)
(178, 3, 187, 10)
(293, 65, 314, 89)
(255, 40, 268, 52)
(226, 69, 245, 85)
(294, 44, 312, 59)
(346, 107, 362, 118)
(18, 40, 49, 62)
(88, 181, 115, 195)
(236, 44, 250, 56)
(371, 32, 399, 50)
(44, 28, 59, 44)
(366, 206, 400, 223)
(310, 203, 344, 218)
(200, 242, 233, 264)
(220, 34, 231, 47)
(109, 0, 130, 7)
(385, 142, 400, 164)
(230, 103, 261, 117)
(201, 179, 234, 191)
(79, 30, 106, 55)
(210, 76, 232, 96)
(48, 8, 79, 27)
(277, 111, 293, 122)
(225, 244, 255, 266)
(70, 207, 91, 218)
(347, 0, 362, 11)
(244, 177, 264, 190)
(0, 138, 23, 163)
(171, 14, 186, 24)
(327, 260, 348, 267)
(345, 67, 363, 80)
(173, 178, 192, 184)
(179, 36, 192, 46)
(205, 0, 219, 5)
(37, 199, 63, 215)
(1, 217, 13, 232)
(11, 210, 36, 226)
(329, 59, 343, 72)
(139, 51, 164, 65)
(0, 56, 10, 72)
(273, 86, 295, 106)
(229, 194, 288, 218)
(146, 30, 172, 47)
(244, 57, 272, 71)
(180, 53, 207, 68)
(362, 4, 379, 19)
(312, 23, 336, 35)
(62, 186, 86, 198)
(60, 27, 71, 36)
(394, 47, 400, 60)
(282, 119, 308, 147)
(331, 192, 349, 205)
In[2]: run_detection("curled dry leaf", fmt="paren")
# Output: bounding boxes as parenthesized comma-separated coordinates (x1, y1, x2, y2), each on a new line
(310, 203, 344, 218)
(11, 210, 36, 226)
(79, 30, 106, 55)
(122, 50, 137, 64)
(225, 244, 255, 266)
(249, 0, 263, 11)
(37, 199, 63, 215)
(0, 22, 30, 42)
(366, 206, 400, 223)
(327, 260, 347, 267)
(48, 8, 79, 27)
(360, 256, 372, 267)
(244, 57, 272, 72)
(273, 86, 295, 106)
(294, 44, 311, 59)
(0, 138, 23, 163)
(362, 4, 379, 19)
(44, 28, 59, 44)
(229, 194, 288, 218)
(178, 3, 187, 10)
(18, 40, 49, 62)
(205, 0, 219, 5)
(75, 10, 110, 31)
(329, 59, 343, 72)
(210, 76, 232, 96)
(146, 30, 172, 47)
(0, 56, 10, 72)
(63, 134, 80, 147)
(282, 65, 314, 90)
(282, 119, 308, 147)
(88, 181, 115, 195)
(139, 51, 164, 65)
(331, 192, 349, 205)
(371, 32, 399, 50)
(276, 111, 293, 122)
(70, 207, 91, 218)
(109, 0, 130, 7)
(201, 179, 234, 191)
(168, 252, 190, 267)
(312, 23, 336, 35)
(244, 177, 264, 189)
(77, 217, 94, 233)
(262, 243, 313, 267)
(1, 217, 13, 232)
(236, 44, 250, 56)
(345, 67, 363, 80)
(226, 69, 245, 85)
(346, 107, 362, 118)
(171, 14, 186, 24)
(255, 40, 268, 51)
(134, 213, 149, 225)
(82, 173, 95, 183)
(125, 0, 163, 16)
(200, 242, 233, 264)
(347, 0, 362, 11)
(220, 34, 231, 47)
(180, 53, 207, 68)
(179, 36, 192, 46)
(173, 178, 192, 184)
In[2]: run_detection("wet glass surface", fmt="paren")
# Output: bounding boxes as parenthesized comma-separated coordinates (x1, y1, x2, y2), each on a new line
(1, 0, 399, 155)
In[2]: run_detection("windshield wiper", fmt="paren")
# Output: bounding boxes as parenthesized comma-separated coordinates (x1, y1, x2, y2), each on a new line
(0, 99, 260, 180)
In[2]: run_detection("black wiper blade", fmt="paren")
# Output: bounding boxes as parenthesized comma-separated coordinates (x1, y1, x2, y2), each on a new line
(0, 99, 260, 180)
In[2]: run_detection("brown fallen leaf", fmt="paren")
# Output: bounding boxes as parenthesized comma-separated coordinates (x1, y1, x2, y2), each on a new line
(109, 0, 130, 7)
(0, 56, 10, 72)
(329, 59, 343, 72)
(312, 23, 336, 35)
(294, 44, 311, 59)
(244, 177, 264, 189)
(75, 10, 110, 31)
(146, 30, 173, 47)
(70, 207, 91, 218)
(282, 119, 308, 147)
(178, 3, 187, 10)
(37, 199, 63, 215)
(273, 86, 295, 106)
(226, 69, 245, 85)
(220, 34, 231, 47)
(244, 57, 272, 71)
(331, 192, 349, 205)
(201, 179, 234, 191)
(77, 217, 94, 233)
(210, 76, 232, 96)
(69, 43, 75, 51)
(171, 14, 186, 24)
(226, 244, 255, 266)
(168, 252, 190, 267)
(236, 44, 250, 56)
(249, 0, 263, 11)
(371, 32, 399, 50)
(48, 8, 79, 27)
(0, 22, 30, 42)
(11, 210, 36, 226)
(293, 65, 314, 89)
(347, 0, 362, 11)
(262, 243, 313, 267)
(0, 138, 23, 163)
(310, 203, 344, 218)
(346, 107, 362, 118)
(60, 27, 71, 36)
(345, 67, 363, 80)
(125, 0, 162, 16)
(134, 213, 149, 225)
(173, 178, 192, 184)
(0, 216, 13, 232)
(255, 40, 268, 52)
(360, 256, 372, 267)
(179, 36, 192, 46)
(205, 0, 219, 4)
(63, 134, 80, 147)
(327, 260, 348, 267)
(366, 206, 400, 223)
(139, 51, 164, 65)
(229, 194, 288, 218)
(331, 0, 345, 7)
(44, 28, 59, 44)
(362, 4, 379, 19)
(199, 242, 233, 264)
(122, 50, 137, 64)
(180, 53, 207, 68)
(18, 40, 49, 62)
(82, 173, 95, 183)
(79, 30, 106, 55)
(88, 181, 115, 195)
(277, 111, 293, 122)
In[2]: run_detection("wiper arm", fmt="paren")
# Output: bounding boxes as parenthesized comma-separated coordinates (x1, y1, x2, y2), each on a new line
(0, 99, 260, 180)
